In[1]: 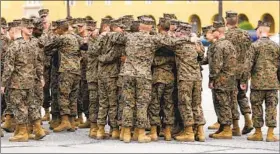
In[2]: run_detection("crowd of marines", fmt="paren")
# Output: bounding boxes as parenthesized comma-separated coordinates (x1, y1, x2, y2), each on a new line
(0, 9, 279, 143)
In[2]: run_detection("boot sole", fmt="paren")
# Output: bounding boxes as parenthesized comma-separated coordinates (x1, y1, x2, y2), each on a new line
(266, 139, 279, 142)
(213, 136, 232, 139)
(176, 139, 195, 142)
(232, 133, 241, 136)
(35, 134, 46, 140)
(3, 128, 15, 133)
(247, 138, 263, 141)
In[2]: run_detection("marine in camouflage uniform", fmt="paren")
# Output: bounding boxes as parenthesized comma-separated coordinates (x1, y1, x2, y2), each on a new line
(96, 18, 126, 139)
(225, 11, 253, 134)
(38, 9, 52, 121)
(2, 18, 46, 142)
(87, 19, 100, 138)
(148, 18, 176, 141)
(45, 20, 84, 132)
(242, 21, 279, 142)
(208, 21, 237, 139)
(171, 22, 205, 142)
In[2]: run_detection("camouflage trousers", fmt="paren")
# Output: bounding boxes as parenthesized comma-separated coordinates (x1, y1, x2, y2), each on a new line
(178, 81, 205, 127)
(3, 88, 14, 116)
(212, 89, 240, 121)
(43, 66, 51, 109)
(148, 82, 174, 126)
(122, 76, 151, 129)
(117, 86, 124, 126)
(77, 79, 90, 118)
(88, 82, 99, 123)
(50, 67, 60, 117)
(58, 72, 80, 116)
(9, 88, 41, 124)
(250, 90, 278, 128)
(213, 89, 240, 125)
(236, 79, 251, 115)
(97, 77, 118, 128)
(34, 79, 43, 107)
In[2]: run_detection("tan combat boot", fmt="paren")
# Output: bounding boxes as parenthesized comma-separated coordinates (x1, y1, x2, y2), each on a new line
(75, 113, 84, 126)
(49, 117, 61, 130)
(208, 122, 220, 130)
(119, 127, 124, 141)
(27, 124, 35, 140)
(266, 127, 279, 142)
(148, 126, 158, 141)
(68, 116, 77, 132)
(132, 128, 139, 141)
(209, 124, 224, 138)
(9, 124, 28, 142)
(138, 128, 151, 143)
(89, 123, 98, 138)
(242, 113, 253, 134)
(213, 125, 232, 139)
(2, 115, 15, 132)
(53, 115, 71, 132)
(42, 108, 50, 121)
(175, 126, 195, 142)
(33, 120, 46, 140)
(96, 125, 105, 140)
(78, 119, 90, 129)
(111, 127, 120, 139)
(247, 127, 263, 141)
(123, 127, 131, 143)
(195, 125, 205, 142)
(164, 125, 172, 141)
(1, 129, 4, 137)
(232, 120, 241, 136)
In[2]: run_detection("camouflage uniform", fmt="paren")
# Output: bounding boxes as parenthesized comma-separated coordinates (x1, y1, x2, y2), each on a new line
(173, 42, 206, 127)
(2, 37, 43, 124)
(225, 26, 252, 115)
(1, 34, 12, 116)
(242, 37, 280, 128)
(97, 32, 123, 128)
(45, 32, 82, 117)
(148, 49, 176, 126)
(87, 37, 100, 124)
(117, 31, 188, 128)
(209, 38, 238, 126)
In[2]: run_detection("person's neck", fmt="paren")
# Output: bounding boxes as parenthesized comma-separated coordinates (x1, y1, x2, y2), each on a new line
(260, 33, 269, 38)
(227, 24, 237, 29)
(22, 33, 30, 41)
(14, 32, 22, 40)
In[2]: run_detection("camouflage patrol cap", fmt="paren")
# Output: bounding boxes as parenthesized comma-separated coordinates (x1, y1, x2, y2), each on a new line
(75, 18, 86, 27)
(202, 25, 214, 36)
(177, 22, 192, 32)
(86, 20, 97, 31)
(51, 21, 58, 30)
(157, 17, 170, 30)
(213, 21, 225, 29)
(8, 21, 21, 29)
(32, 17, 44, 30)
(21, 18, 34, 28)
(111, 18, 126, 29)
(170, 19, 179, 26)
(137, 15, 154, 25)
(225, 10, 238, 18)
(101, 18, 111, 25)
(56, 19, 68, 28)
(163, 13, 177, 20)
(1, 17, 7, 27)
(38, 9, 49, 17)
(66, 16, 76, 27)
(123, 15, 134, 20)
(257, 20, 271, 28)
(157, 17, 166, 26)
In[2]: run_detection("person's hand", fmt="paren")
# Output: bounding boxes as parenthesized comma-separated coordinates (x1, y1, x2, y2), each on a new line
(195, 43, 202, 51)
(1, 87, 5, 94)
(191, 36, 200, 43)
(41, 79, 45, 87)
(121, 56, 126, 63)
(240, 84, 247, 90)
(208, 82, 214, 89)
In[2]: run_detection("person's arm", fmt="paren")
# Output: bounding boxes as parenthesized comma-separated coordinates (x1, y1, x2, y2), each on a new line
(241, 44, 257, 85)
(209, 45, 223, 83)
(1, 42, 17, 89)
(44, 35, 62, 56)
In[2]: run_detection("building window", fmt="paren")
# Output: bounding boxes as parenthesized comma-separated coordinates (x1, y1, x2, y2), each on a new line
(86, 0, 93, 6)
(64, 0, 76, 6)
(145, 0, 152, 4)
(26, 0, 41, 6)
(105, 0, 111, 5)
(125, 0, 132, 5)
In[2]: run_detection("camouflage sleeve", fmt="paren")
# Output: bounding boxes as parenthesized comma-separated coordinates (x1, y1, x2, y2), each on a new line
(197, 42, 205, 62)
(88, 37, 102, 56)
(98, 48, 121, 64)
(35, 47, 44, 80)
(44, 35, 62, 56)
(98, 34, 122, 63)
(110, 32, 127, 45)
(241, 44, 257, 83)
(209, 45, 223, 82)
(1, 43, 17, 87)
(152, 35, 190, 50)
